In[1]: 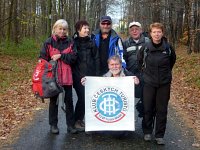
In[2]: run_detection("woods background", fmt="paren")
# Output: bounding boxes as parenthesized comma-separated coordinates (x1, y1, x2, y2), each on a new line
(0, 0, 199, 53)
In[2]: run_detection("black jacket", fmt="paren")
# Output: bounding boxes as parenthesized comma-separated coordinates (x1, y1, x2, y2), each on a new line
(72, 35, 100, 79)
(137, 38, 176, 87)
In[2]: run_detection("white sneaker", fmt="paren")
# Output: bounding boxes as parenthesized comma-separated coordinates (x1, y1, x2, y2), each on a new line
(144, 134, 152, 141)
(155, 138, 165, 145)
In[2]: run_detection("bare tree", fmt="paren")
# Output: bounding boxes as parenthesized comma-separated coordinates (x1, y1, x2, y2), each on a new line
(0, 0, 198, 53)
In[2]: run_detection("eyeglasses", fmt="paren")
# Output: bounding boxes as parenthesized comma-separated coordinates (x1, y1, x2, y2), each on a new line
(101, 22, 111, 25)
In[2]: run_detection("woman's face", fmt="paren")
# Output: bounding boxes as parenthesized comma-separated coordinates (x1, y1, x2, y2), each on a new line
(55, 25, 67, 37)
(150, 27, 163, 44)
(78, 25, 89, 37)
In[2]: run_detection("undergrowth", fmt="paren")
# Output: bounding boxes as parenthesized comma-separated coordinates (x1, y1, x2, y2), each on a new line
(0, 38, 45, 93)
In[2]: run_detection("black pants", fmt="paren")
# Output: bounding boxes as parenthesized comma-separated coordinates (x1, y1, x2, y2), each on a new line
(49, 85, 74, 127)
(73, 77, 85, 122)
(142, 83, 171, 138)
(135, 73, 144, 99)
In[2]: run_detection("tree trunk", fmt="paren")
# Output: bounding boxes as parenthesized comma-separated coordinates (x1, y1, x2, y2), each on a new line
(152, 0, 161, 22)
(176, 7, 184, 41)
(7, 0, 14, 41)
(47, 0, 52, 37)
(188, 0, 195, 54)
(41, 0, 47, 36)
(193, 0, 199, 53)
(13, 0, 19, 43)
(169, 3, 176, 47)
(32, 0, 36, 38)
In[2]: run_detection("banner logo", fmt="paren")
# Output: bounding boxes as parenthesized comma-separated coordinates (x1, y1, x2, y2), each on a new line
(91, 86, 128, 123)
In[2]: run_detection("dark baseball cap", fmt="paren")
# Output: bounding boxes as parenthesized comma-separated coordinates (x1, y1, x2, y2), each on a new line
(100, 16, 112, 23)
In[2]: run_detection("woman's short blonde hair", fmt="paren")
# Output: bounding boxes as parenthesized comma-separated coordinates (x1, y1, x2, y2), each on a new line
(52, 19, 68, 35)
(149, 22, 164, 33)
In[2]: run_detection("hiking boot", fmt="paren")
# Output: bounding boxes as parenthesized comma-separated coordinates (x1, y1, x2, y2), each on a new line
(155, 138, 165, 145)
(50, 125, 59, 134)
(144, 134, 152, 141)
(67, 126, 78, 134)
(75, 120, 85, 132)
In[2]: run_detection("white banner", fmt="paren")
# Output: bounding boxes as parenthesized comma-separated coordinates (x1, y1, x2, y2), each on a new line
(85, 76, 135, 131)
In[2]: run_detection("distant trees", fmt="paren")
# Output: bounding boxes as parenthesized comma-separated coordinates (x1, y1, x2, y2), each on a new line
(124, 0, 200, 53)
(0, 0, 114, 43)
(0, 0, 199, 53)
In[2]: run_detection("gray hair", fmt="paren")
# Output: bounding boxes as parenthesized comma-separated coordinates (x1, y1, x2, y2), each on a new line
(107, 55, 122, 64)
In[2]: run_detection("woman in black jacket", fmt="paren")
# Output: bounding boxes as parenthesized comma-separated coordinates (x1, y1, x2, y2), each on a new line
(137, 22, 176, 145)
(72, 20, 100, 132)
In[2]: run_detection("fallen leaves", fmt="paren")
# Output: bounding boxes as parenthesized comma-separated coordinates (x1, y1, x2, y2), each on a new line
(0, 56, 47, 142)
(170, 45, 200, 141)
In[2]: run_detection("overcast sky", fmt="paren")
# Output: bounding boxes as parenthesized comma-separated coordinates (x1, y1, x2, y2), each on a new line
(107, 1, 123, 24)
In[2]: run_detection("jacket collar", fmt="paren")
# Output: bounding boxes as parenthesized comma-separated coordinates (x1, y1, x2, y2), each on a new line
(92, 29, 118, 39)
(52, 35, 67, 41)
(129, 34, 146, 44)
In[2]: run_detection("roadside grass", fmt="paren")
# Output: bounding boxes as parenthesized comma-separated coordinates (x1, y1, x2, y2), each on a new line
(0, 38, 42, 93)
(0, 38, 41, 59)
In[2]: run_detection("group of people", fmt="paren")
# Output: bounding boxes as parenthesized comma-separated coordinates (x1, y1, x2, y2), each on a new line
(39, 15, 176, 145)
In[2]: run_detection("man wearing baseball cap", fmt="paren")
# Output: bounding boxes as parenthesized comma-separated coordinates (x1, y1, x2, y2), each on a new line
(92, 15, 126, 76)
(123, 21, 150, 118)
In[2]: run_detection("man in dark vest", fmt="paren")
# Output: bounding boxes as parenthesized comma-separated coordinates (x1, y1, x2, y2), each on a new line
(123, 21, 150, 117)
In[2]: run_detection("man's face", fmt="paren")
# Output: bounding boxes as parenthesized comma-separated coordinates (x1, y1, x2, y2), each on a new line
(108, 59, 122, 76)
(100, 21, 112, 34)
(129, 26, 142, 40)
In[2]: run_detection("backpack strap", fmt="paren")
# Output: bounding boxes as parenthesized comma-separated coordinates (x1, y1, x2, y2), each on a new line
(142, 42, 171, 68)
(142, 38, 150, 68)
(165, 43, 171, 56)
(144, 37, 150, 43)
(143, 46, 148, 68)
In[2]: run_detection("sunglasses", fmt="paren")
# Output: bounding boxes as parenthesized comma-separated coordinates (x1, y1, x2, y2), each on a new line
(101, 22, 111, 25)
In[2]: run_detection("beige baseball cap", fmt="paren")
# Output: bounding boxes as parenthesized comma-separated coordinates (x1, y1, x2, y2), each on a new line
(129, 21, 142, 28)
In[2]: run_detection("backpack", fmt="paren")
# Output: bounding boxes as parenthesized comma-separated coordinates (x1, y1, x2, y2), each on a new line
(32, 59, 63, 100)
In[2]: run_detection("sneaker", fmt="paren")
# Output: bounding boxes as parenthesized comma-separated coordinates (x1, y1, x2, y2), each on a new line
(67, 126, 78, 134)
(155, 138, 165, 145)
(144, 134, 152, 141)
(50, 125, 59, 134)
(75, 120, 85, 132)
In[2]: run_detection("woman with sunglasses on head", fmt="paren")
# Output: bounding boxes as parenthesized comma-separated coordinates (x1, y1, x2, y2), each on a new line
(72, 20, 100, 132)
(137, 22, 176, 145)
